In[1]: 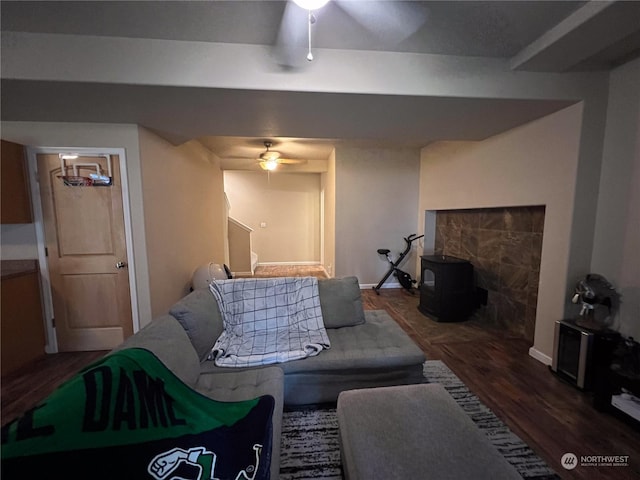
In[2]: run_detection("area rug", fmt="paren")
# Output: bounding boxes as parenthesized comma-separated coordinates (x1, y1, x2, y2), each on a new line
(279, 360, 560, 480)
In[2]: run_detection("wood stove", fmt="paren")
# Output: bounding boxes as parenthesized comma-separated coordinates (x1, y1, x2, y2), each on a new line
(418, 255, 484, 322)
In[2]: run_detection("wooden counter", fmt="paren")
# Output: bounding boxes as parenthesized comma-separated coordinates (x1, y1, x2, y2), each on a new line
(1, 259, 47, 376)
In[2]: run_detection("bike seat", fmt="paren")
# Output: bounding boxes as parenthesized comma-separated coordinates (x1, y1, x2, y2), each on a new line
(377, 249, 390, 255)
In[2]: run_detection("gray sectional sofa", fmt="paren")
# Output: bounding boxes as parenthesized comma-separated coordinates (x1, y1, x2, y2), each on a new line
(112, 276, 426, 479)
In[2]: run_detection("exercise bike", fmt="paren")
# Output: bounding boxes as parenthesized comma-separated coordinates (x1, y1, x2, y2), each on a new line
(373, 234, 424, 294)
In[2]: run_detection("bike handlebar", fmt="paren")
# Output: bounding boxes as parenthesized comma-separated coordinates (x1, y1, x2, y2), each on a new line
(404, 234, 424, 244)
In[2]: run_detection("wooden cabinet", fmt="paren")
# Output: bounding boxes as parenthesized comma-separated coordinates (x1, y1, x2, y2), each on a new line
(1, 261, 47, 376)
(1, 139, 33, 224)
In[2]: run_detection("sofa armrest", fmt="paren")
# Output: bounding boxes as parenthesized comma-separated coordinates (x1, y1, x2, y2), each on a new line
(112, 314, 201, 387)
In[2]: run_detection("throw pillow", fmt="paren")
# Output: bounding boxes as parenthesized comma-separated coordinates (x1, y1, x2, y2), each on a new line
(169, 289, 224, 361)
(318, 276, 366, 328)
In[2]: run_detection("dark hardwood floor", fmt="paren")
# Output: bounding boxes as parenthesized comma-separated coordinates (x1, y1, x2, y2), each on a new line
(3, 270, 639, 479)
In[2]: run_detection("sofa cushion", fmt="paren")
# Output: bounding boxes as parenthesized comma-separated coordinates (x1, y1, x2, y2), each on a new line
(281, 309, 426, 405)
(318, 276, 366, 328)
(169, 289, 223, 361)
(112, 315, 200, 387)
(279, 310, 425, 373)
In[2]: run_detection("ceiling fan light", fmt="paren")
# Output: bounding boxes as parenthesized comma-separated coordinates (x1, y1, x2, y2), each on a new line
(264, 159, 278, 171)
(293, 0, 330, 11)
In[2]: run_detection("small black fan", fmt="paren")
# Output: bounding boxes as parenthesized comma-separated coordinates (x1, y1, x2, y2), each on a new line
(572, 273, 620, 330)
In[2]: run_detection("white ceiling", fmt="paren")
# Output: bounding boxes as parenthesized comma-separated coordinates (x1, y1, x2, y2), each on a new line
(5, 0, 637, 63)
(2, 1, 639, 170)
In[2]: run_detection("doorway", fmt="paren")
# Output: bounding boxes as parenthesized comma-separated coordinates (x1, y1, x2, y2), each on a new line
(27, 147, 138, 352)
(223, 171, 323, 266)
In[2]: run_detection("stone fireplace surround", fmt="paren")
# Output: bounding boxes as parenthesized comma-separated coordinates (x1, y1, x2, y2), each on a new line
(430, 206, 545, 342)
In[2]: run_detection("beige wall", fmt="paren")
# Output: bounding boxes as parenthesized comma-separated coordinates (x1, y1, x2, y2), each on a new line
(591, 58, 640, 341)
(335, 147, 421, 283)
(223, 171, 321, 263)
(138, 128, 226, 318)
(419, 104, 584, 361)
(321, 150, 336, 277)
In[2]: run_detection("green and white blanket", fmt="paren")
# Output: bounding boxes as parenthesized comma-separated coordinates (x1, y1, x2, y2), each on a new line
(1, 348, 274, 480)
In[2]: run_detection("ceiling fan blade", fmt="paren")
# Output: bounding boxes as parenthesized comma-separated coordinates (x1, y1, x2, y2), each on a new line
(258, 158, 306, 170)
(335, 0, 428, 46)
(278, 158, 306, 164)
(272, 1, 310, 69)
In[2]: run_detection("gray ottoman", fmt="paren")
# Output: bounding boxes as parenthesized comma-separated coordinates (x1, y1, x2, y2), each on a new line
(336, 384, 522, 480)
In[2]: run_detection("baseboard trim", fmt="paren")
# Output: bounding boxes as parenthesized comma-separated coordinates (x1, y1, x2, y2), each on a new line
(529, 346, 552, 366)
(257, 261, 321, 266)
(359, 282, 402, 290)
(231, 271, 253, 277)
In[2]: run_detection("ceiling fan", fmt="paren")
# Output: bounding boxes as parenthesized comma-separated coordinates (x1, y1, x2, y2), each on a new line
(258, 141, 305, 171)
(274, 0, 428, 68)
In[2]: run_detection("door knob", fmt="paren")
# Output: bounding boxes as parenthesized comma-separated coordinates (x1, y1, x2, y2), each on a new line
(116, 261, 127, 269)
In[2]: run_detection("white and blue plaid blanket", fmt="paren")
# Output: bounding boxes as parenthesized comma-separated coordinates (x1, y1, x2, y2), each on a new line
(208, 277, 330, 367)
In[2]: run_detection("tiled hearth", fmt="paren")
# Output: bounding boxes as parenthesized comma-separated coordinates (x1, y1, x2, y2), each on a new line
(433, 206, 545, 342)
